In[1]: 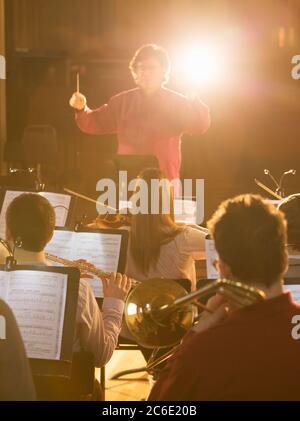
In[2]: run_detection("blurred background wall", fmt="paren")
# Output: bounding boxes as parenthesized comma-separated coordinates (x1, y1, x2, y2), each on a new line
(3, 0, 300, 220)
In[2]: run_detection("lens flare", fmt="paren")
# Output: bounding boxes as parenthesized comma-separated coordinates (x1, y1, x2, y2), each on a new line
(175, 45, 225, 88)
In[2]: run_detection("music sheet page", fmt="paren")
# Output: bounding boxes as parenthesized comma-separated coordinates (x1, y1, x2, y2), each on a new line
(0, 190, 25, 239)
(174, 199, 197, 224)
(0, 272, 9, 300)
(0, 191, 71, 240)
(205, 238, 219, 279)
(71, 232, 122, 298)
(45, 230, 75, 260)
(0, 270, 67, 360)
(285, 285, 300, 305)
(39, 192, 71, 227)
(45, 230, 123, 298)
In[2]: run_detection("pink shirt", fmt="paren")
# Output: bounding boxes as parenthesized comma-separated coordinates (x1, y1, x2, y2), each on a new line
(75, 87, 210, 180)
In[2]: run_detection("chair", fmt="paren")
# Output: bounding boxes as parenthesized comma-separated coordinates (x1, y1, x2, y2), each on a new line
(3, 141, 38, 189)
(22, 124, 58, 188)
(3, 124, 58, 189)
(0, 299, 36, 400)
(33, 351, 102, 401)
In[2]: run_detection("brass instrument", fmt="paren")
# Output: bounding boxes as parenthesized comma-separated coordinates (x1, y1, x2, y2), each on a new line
(45, 252, 140, 287)
(125, 278, 265, 350)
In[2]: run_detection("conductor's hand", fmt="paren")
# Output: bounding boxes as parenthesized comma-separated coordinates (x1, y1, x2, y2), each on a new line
(69, 92, 87, 111)
(102, 272, 132, 302)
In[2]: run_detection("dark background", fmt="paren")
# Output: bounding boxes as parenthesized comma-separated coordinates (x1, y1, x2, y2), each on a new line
(3, 0, 300, 222)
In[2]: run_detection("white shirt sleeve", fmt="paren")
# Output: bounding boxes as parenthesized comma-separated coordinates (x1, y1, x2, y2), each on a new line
(75, 279, 124, 367)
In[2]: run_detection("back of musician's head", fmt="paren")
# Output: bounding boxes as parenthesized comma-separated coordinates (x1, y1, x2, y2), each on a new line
(207, 194, 287, 287)
(6, 193, 55, 252)
(130, 167, 181, 274)
(278, 194, 300, 252)
(132, 167, 176, 226)
(129, 44, 171, 82)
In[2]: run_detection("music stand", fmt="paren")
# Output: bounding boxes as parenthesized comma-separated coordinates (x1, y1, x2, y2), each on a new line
(0, 266, 80, 378)
(0, 188, 76, 240)
(284, 277, 300, 305)
(44, 226, 129, 304)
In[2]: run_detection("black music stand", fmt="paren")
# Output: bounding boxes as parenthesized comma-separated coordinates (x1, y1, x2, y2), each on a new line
(0, 265, 80, 399)
(0, 188, 76, 240)
(44, 226, 129, 304)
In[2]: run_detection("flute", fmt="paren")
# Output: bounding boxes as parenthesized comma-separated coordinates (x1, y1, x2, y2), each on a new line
(45, 252, 140, 287)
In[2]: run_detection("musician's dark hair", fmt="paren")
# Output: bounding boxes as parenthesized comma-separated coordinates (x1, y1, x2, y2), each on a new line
(129, 44, 171, 83)
(278, 193, 300, 252)
(130, 168, 183, 274)
(6, 193, 55, 252)
(207, 194, 287, 287)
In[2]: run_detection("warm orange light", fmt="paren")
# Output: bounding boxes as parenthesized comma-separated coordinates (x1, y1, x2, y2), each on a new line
(174, 44, 226, 89)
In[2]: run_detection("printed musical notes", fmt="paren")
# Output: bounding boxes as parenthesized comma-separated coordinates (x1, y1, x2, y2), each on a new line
(205, 237, 219, 279)
(0, 270, 67, 360)
(0, 190, 72, 239)
(45, 230, 123, 297)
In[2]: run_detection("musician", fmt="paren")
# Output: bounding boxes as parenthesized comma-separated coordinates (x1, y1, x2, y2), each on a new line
(125, 168, 207, 291)
(149, 194, 300, 400)
(69, 44, 210, 181)
(119, 168, 206, 353)
(0, 298, 36, 400)
(4, 193, 131, 368)
(278, 193, 300, 277)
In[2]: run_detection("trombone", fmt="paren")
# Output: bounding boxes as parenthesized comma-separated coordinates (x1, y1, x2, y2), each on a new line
(123, 278, 265, 371)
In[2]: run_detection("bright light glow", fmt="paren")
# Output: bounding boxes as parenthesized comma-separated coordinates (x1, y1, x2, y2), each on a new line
(174, 45, 225, 88)
(127, 303, 137, 316)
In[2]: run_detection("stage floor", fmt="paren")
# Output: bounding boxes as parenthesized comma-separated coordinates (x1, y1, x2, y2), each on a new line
(96, 350, 151, 401)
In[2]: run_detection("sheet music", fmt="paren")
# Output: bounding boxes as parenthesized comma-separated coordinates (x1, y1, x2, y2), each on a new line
(0, 270, 67, 360)
(71, 232, 122, 298)
(0, 190, 71, 239)
(39, 192, 71, 227)
(0, 190, 25, 239)
(44, 230, 75, 260)
(205, 238, 219, 279)
(119, 198, 197, 224)
(174, 199, 197, 224)
(284, 285, 300, 304)
(45, 230, 123, 298)
(0, 272, 9, 300)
